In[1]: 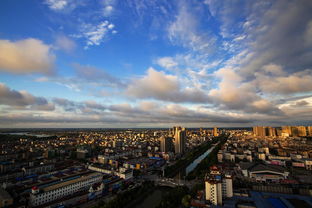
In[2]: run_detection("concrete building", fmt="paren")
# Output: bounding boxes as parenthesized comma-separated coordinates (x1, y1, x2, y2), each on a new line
(76, 149, 88, 159)
(253, 126, 276, 137)
(22, 163, 54, 175)
(159, 136, 172, 152)
(30, 172, 103, 207)
(205, 166, 233, 206)
(98, 155, 107, 164)
(239, 162, 289, 182)
(213, 127, 219, 137)
(217, 151, 223, 163)
(282, 126, 292, 137)
(308, 126, 312, 136)
(282, 126, 308, 137)
(88, 164, 133, 180)
(268, 127, 277, 137)
(303, 159, 312, 170)
(297, 126, 307, 136)
(0, 188, 13, 208)
(258, 153, 266, 161)
(172, 126, 186, 154)
(253, 126, 266, 137)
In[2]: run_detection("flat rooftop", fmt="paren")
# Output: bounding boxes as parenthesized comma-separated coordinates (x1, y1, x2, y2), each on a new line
(42, 172, 102, 192)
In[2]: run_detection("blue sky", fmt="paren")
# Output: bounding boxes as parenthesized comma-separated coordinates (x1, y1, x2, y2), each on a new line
(0, 0, 312, 128)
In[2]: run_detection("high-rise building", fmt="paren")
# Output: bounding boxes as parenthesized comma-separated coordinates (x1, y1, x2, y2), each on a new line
(291, 126, 299, 137)
(297, 126, 307, 136)
(253, 126, 277, 137)
(205, 166, 233, 206)
(308, 126, 312, 136)
(253, 126, 266, 137)
(213, 127, 219, 137)
(282, 126, 292, 137)
(159, 136, 172, 152)
(282, 126, 307, 137)
(172, 126, 186, 154)
(268, 127, 277, 137)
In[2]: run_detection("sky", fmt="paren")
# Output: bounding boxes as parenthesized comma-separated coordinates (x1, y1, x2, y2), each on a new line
(0, 0, 312, 128)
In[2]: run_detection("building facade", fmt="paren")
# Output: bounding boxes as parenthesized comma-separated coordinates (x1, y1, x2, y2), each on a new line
(30, 172, 103, 207)
(159, 136, 172, 153)
(172, 126, 186, 154)
(205, 166, 233, 206)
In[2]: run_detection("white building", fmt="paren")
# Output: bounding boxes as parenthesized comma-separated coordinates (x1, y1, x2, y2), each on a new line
(205, 166, 233, 206)
(217, 151, 223, 162)
(30, 172, 102, 207)
(88, 164, 133, 180)
(205, 179, 223, 205)
(304, 159, 312, 170)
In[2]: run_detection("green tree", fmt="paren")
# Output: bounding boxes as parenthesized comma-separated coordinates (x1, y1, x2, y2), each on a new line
(181, 194, 191, 207)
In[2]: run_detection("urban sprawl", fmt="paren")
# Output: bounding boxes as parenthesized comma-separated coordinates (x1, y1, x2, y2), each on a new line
(0, 126, 312, 208)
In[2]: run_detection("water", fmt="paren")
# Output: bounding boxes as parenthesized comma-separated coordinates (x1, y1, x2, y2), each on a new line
(185, 143, 219, 175)
(0, 132, 52, 137)
(175, 142, 219, 179)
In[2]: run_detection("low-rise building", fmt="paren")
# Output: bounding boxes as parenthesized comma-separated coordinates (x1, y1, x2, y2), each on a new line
(30, 172, 103, 207)
(88, 164, 133, 180)
(239, 162, 289, 182)
(0, 188, 13, 208)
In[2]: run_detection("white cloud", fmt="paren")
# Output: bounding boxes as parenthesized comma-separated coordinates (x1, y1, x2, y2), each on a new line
(101, 0, 117, 16)
(209, 68, 282, 115)
(103, 5, 114, 16)
(157, 57, 178, 70)
(79, 21, 116, 48)
(255, 69, 312, 95)
(262, 64, 285, 76)
(126, 67, 210, 103)
(127, 67, 179, 98)
(0, 38, 55, 74)
(45, 0, 68, 10)
(55, 34, 76, 53)
(168, 1, 216, 54)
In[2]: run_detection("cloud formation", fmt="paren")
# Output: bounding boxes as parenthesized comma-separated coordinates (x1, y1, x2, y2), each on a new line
(168, 1, 216, 55)
(126, 68, 210, 103)
(254, 68, 312, 95)
(0, 83, 54, 110)
(209, 68, 282, 115)
(55, 35, 76, 53)
(157, 57, 178, 70)
(0, 39, 55, 74)
(79, 21, 116, 48)
(45, 0, 68, 11)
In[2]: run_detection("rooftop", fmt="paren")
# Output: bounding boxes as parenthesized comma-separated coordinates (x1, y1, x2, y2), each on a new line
(41, 172, 102, 192)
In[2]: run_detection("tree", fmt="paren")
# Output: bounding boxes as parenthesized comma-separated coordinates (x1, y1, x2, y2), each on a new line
(181, 194, 191, 207)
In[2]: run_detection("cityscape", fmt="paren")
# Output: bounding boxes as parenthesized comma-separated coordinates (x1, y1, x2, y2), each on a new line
(1, 0, 312, 208)
(0, 127, 312, 208)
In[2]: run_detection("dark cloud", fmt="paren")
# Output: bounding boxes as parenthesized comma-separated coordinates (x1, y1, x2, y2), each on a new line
(241, 0, 312, 75)
(295, 100, 309, 107)
(0, 83, 54, 110)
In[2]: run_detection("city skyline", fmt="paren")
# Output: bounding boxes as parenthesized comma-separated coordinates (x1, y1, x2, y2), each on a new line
(1, 0, 312, 128)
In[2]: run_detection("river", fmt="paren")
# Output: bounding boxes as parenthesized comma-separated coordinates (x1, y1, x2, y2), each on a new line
(135, 142, 219, 207)
(0, 132, 53, 137)
(175, 142, 219, 179)
(185, 142, 219, 175)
